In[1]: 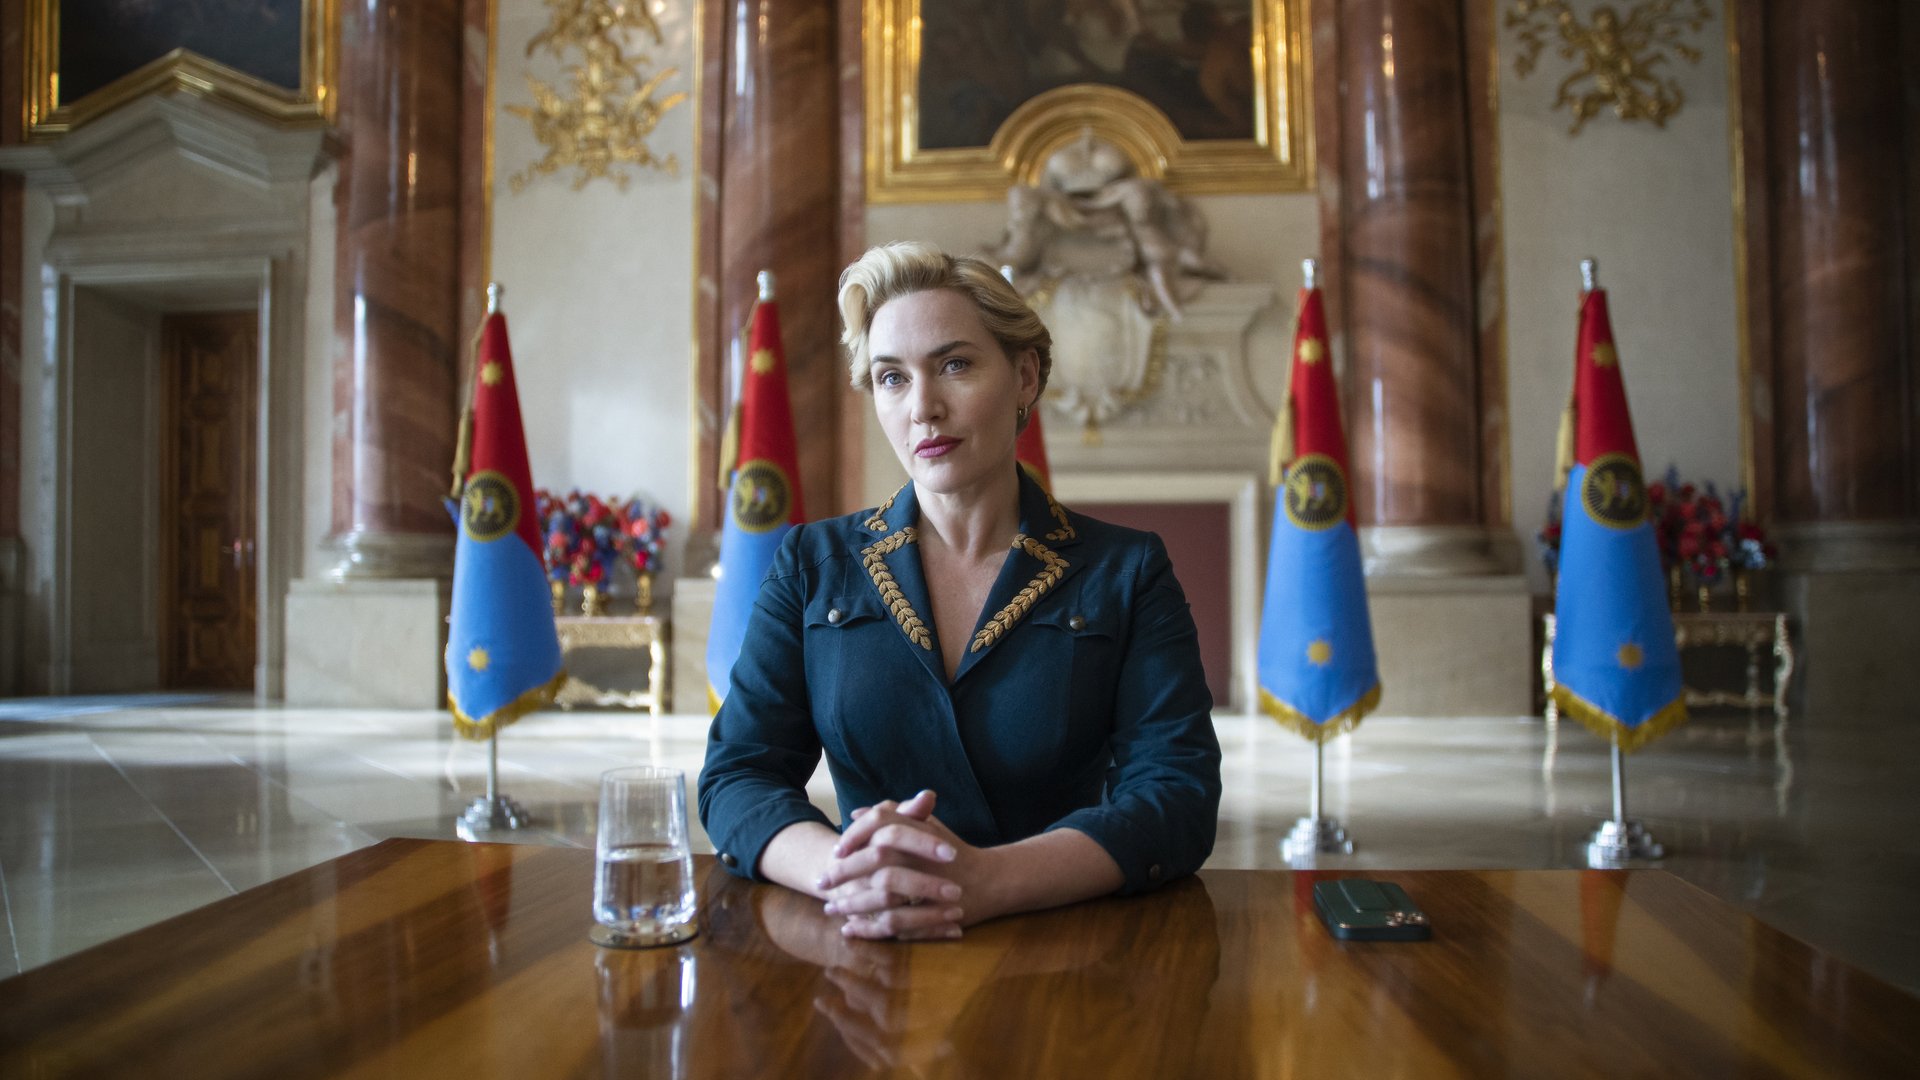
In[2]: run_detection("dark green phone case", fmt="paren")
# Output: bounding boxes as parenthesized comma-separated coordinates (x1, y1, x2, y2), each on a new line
(1312, 879, 1433, 942)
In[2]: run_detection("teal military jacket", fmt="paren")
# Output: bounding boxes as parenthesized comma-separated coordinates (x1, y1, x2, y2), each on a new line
(697, 469, 1222, 894)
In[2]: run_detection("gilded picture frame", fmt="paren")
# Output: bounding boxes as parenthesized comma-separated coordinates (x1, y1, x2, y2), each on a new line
(864, 0, 1312, 203)
(24, 0, 337, 139)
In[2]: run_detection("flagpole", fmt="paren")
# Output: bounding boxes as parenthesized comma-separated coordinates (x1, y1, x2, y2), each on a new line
(1587, 741, 1663, 865)
(456, 280, 533, 842)
(1282, 737, 1354, 863)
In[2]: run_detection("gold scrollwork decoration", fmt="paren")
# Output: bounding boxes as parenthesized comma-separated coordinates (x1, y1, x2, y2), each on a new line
(507, 0, 688, 192)
(1506, 0, 1712, 136)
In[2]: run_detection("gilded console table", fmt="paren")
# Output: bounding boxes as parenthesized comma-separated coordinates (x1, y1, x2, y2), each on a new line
(1542, 611, 1795, 721)
(554, 615, 668, 716)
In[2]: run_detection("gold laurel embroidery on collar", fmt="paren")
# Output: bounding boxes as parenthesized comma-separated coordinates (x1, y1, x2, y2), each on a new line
(864, 483, 908, 533)
(1042, 491, 1076, 542)
(861, 527, 933, 650)
(970, 534, 1068, 653)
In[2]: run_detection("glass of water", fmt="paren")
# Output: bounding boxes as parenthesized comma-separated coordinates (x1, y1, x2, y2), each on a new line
(591, 766, 698, 947)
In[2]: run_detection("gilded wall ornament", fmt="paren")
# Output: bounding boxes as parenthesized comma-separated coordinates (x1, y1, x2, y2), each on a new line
(508, 0, 687, 192)
(1506, 0, 1711, 135)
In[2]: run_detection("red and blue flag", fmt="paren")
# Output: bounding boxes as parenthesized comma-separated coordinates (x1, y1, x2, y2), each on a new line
(446, 303, 564, 737)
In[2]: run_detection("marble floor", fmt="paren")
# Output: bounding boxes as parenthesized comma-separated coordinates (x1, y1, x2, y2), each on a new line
(1, 696, 1916, 998)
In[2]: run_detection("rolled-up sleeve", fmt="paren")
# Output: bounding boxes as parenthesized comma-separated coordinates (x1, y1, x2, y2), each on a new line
(1044, 535, 1222, 894)
(696, 531, 834, 881)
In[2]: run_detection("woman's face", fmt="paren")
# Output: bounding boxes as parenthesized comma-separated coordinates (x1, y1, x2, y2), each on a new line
(867, 288, 1039, 499)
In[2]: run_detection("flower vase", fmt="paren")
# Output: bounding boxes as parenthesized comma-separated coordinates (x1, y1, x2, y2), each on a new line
(1696, 584, 1712, 614)
(1667, 565, 1683, 612)
(550, 580, 565, 616)
(581, 584, 607, 617)
(635, 570, 655, 615)
(1735, 570, 1751, 613)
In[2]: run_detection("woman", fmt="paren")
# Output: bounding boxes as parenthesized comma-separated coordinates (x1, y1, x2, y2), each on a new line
(698, 241, 1220, 941)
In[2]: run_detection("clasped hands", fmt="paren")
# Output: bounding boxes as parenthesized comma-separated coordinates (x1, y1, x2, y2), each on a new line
(815, 790, 990, 942)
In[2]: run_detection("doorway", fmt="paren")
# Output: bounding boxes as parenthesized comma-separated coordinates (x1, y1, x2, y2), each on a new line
(159, 312, 258, 690)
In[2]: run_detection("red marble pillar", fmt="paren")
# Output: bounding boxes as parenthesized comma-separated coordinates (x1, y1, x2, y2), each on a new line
(693, 0, 844, 538)
(1318, 0, 1494, 572)
(1764, 1, 1917, 530)
(328, 0, 465, 578)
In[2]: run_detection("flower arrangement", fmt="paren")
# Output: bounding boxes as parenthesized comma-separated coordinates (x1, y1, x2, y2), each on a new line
(1537, 467, 1776, 605)
(1646, 467, 1776, 587)
(535, 489, 672, 610)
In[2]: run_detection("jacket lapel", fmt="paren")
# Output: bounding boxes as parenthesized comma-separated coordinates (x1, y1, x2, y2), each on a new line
(853, 483, 948, 685)
(951, 470, 1086, 685)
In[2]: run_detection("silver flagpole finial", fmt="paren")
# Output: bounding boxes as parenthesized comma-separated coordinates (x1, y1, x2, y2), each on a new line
(757, 270, 776, 301)
(1302, 258, 1319, 290)
(485, 282, 503, 315)
(1580, 258, 1598, 292)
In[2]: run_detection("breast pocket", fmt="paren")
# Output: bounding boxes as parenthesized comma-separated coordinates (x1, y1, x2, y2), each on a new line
(802, 593, 893, 760)
(1021, 599, 1123, 765)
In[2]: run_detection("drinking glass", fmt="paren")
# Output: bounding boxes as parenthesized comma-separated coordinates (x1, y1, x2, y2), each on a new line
(591, 766, 698, 947)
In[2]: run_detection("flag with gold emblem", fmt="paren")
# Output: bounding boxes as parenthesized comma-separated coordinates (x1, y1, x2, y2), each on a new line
(707, 274, 806, 711)
(1015, 408, 1053, 490)
(446, 294, 565, 738)
(1256, 274, 1381, 740)
(1549, 279, 1685, 749)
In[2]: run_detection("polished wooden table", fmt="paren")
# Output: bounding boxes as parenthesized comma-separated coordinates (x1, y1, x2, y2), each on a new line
(3, 840, 1914, 1077)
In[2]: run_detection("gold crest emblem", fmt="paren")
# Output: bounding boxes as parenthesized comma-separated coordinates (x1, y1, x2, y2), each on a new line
(1580, 452, 1647, 529)
(1283, 454, 1347, 531)
(731, 460, 791, 533)
(461, 471, 519, 542)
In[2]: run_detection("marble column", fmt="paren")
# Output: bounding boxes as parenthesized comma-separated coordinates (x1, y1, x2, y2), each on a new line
(326, 0, 463, 580)
(693, 0, 844, 540)
(1321, 0, 1503, 576)
(1311, 0, 1527, 716)
(1738, 0, 1920, 716)
(1762, 0, 1920, 571)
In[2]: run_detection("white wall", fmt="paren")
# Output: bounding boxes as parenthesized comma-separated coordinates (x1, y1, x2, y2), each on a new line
(492, 0, 698, 585)
(1500, 0, 1744, 588)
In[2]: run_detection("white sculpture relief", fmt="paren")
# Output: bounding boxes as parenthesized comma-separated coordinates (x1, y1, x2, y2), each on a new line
(987, 130, 1227, 436)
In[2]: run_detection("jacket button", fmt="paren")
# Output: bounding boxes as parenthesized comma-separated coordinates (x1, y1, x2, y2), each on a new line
(720, 852, 738, 868)
(1147, 864, 1163, 882)
(1068, 614, 1086, 631)
(827, 608, 843, 625)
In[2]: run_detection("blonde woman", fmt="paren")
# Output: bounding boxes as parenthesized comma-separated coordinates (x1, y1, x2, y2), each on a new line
(699, 241, 1220, 941)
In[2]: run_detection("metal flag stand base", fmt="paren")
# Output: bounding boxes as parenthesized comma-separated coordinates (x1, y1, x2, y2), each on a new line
(457, 727, 532, 841)
(1587, 743, 1664, 866)
(1281, 739, 1355, 864)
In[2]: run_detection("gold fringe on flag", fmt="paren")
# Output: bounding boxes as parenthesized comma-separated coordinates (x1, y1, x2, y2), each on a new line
(1268, 391, 1295, 489)
(1548, 683, 1689, 754)
(716, 299, 760, 493)
(448, 313, 490, 501)
(1553, 394, 1576, 493)
(1258, 683, 1381, 744)
(449, 668, 569, 741)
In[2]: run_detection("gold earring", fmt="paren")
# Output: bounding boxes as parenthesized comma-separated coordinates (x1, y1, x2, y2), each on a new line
(1016, 404, 1029, 425)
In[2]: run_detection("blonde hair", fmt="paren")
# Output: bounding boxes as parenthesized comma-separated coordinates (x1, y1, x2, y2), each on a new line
(837, 241, 1053, 398)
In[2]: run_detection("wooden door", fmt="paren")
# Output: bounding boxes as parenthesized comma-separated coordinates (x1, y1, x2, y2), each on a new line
(161, 312, 258, 690)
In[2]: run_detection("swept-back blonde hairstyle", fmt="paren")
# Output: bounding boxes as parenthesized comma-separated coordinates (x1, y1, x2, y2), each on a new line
(837, 241, 1053, 401)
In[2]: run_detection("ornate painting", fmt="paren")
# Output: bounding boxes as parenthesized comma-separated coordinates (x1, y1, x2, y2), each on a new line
(26, 0, 334, 137)
(865, 0, 1310, 202)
